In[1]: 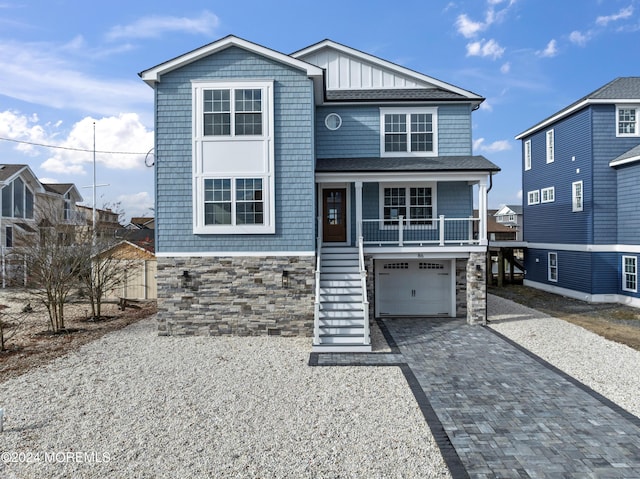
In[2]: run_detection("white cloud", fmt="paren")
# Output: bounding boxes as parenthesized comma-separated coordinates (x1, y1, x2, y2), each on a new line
(40, 114, 153, 175)
(0, 40, 152, 119)
(117, 191, 154, 219)
(500, 62, 511, 73)
(517, 189, 522, 200)
(474, 137, 512, 153)
(456, 14, 486, 38)
(466, 39, 505, 59)
(479, 100, 493, 112)
(106, 11, 219, 41)
(538, 39, 558, 57)
(0, 110, 47, 155)
(569, 30, 591, 46)
(596, 5, 633, 26)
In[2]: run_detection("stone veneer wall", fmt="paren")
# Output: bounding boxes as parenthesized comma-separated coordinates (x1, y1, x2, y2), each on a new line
(456, 258, 468, 318)
(465, 252, 487, 324)
(156, 256, 315, 336)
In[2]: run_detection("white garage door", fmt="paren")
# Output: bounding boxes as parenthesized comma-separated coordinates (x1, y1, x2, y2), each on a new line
(376, 260, 453, 316)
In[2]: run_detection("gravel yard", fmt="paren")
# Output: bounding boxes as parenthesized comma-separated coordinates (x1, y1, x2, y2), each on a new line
(0, 318, 450, 479)
(0, 292, 639, 478)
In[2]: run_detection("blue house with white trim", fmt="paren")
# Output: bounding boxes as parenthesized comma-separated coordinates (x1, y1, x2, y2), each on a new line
(516, 77, 640, 306)
(140, 35, 499, 351)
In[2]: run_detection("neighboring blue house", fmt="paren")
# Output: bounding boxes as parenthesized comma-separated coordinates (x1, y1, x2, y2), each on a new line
(140, 35, 499, 351)
(516, 77, 640, 307)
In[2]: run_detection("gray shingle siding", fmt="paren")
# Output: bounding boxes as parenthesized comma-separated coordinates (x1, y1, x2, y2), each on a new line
(315, 104, 473, 159)
(155, 46, 316, 253)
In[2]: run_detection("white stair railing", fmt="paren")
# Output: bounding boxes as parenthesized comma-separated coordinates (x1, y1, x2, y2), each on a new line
(358, 236, 370, 346)
(313, 243, 321, 345)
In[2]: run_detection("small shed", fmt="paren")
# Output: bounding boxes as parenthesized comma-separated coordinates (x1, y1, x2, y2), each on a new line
(100, 240, 157, 300)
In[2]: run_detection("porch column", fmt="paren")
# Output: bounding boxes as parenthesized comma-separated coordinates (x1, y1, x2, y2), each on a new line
(478, 180, 488, 245)
(354, 181, 363, 239)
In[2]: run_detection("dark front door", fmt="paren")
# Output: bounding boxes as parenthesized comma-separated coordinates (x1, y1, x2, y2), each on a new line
(323, 188, 347, 242)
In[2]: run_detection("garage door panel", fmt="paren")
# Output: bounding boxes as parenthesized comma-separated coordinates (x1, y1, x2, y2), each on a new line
(377, 260, 452, 316)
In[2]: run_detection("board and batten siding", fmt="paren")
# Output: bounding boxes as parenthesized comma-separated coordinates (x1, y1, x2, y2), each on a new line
(155, 46, 316, 254)
(315, 104, 473, 159)
(522, 108, 593, 244)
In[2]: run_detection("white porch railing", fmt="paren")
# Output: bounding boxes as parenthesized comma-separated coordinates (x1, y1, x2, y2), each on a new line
(361, 215, 480, 247)
(358, 235, 370, 346)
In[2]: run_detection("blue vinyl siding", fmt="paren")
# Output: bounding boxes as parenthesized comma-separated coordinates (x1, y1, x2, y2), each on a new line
(525, 249, 628, 296)
(591, 105, 640, 244)
(616, 163, 640, 244)
(522, 108, 593, 244)
(316, 104, 472, 159)
(155, 46, 315, 253)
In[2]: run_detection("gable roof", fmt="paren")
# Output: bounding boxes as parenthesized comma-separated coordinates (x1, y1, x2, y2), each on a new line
(292, 39, 484, 105)
(139, 35, 324, 87)
(0, 164, 45, 193)
(494, 204, 522, 216)
(516, 77, 640, 139)
(42, 183, 83, 202)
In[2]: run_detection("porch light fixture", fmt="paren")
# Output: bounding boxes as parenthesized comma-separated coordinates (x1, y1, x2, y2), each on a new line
(282, 270, 290, 289)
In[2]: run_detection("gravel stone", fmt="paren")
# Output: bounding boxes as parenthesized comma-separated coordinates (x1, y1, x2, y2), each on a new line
(488, 293, 640, 418)
(0, 318, 450, 478)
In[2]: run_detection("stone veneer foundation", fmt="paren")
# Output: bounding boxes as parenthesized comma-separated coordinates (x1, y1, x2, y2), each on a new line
(156, 256, 315, 336)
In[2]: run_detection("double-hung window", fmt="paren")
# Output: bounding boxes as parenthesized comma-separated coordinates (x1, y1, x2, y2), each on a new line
(192, 80, 274, 234)
(380, 108, 438, 157)
(616, 105, 639, 137)
(524, 139, 532, 171)
(572, 181, 583, 212)
(380, 184, 435, 227)
(548, 252, 558, 282)
(623, 256, 637, 292)
(546, 129, 554, 163)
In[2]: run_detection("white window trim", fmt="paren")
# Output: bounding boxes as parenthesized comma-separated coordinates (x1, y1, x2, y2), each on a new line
(192, 80, 275, 234)
(622, 255, 638, 293)
(524, 139, 532, 171)
(548, 252, 558, 283)
(615, 105, 640, 138)
(546, 129, 554, 163)
(541, 186, 555, 203)
(379, 107, 438, 158)
(527, 190, 540, 205)
(378, 183, 437, 229)
(572, 181, 583, 212)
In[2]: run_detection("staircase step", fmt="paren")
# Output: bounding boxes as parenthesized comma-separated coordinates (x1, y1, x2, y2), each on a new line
(319, 325, 364, 336)
(320, 302, 363, 311)
(320, 294, 363, 303)
(318, 318, 365, 327)
(320, 280, 361, 289)
(318, 333, 367, 344)
(321, 247, 359, 254)
(320, 273, 361, 280)
(321, 259, 359, 268)
(320, 287, 362, 295)
(319, 310, 365, 319)
(312, 343, 372, 353)
(321, 266, 360, 274)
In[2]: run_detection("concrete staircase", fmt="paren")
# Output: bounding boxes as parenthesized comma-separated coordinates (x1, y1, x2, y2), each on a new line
(312, 246, 371, 352)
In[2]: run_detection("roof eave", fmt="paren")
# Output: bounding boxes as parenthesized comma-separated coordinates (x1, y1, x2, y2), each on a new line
(139, 35, 324, 87)
(515, 98, 640, 140)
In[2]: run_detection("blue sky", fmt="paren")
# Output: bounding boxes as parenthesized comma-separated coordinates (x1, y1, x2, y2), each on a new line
(0, 0, 639, 219)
